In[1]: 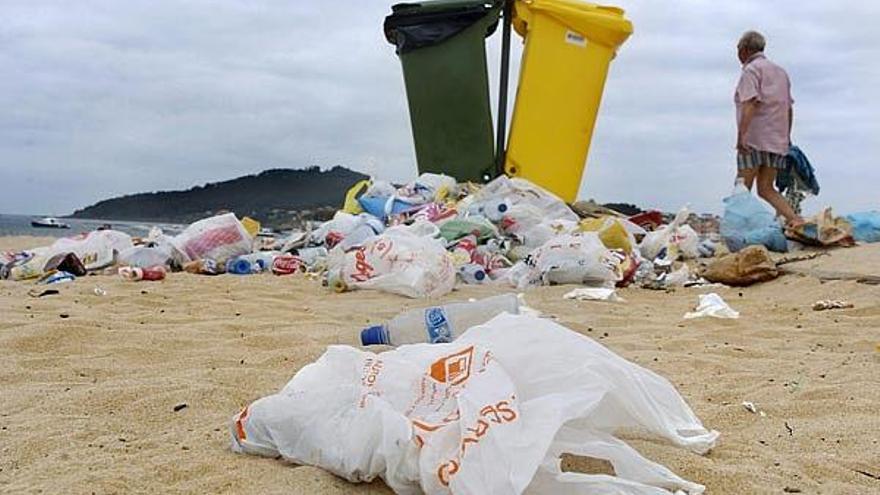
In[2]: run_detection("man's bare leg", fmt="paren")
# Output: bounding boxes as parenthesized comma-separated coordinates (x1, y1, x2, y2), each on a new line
(755, 166, 803, 226)
(737, 167, 758, 190)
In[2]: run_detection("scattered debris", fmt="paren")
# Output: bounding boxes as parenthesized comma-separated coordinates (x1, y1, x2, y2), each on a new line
(563, 287, 624, 302)
(27, 289, 60, 298)
(740, 401, 767, 417)
(93, 287, 108, 296)
(812, 300, 854, 311)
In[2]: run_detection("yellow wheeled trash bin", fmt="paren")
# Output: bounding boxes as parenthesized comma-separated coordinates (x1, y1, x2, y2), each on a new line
(505, 0, 632, 202)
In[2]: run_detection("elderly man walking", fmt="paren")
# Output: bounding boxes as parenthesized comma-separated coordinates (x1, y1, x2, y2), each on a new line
(734, 30, 803, 227)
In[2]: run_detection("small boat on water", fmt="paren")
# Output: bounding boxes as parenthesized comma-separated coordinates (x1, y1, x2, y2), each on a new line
(31, 217, 71, 229)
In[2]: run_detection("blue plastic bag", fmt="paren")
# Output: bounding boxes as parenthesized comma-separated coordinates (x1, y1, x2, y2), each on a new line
(845, 211, 880, 243)
(721, 183, 788, 252)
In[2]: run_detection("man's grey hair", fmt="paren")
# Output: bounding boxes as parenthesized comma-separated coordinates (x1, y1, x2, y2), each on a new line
(738, 30, 766, 53)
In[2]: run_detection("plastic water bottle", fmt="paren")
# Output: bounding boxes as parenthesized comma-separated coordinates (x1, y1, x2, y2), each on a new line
(225, 257, 255, 275)
(360, 293, 519, 346)
(238, 252, 277, 272)
(458, 263, 487, 284)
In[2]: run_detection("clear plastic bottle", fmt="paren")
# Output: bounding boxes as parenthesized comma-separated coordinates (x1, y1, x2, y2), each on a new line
(238, 252, 277, 272)
(225, 257, 255, 275)
(360, 293, 519, 346)
(458, 263, 487, 284)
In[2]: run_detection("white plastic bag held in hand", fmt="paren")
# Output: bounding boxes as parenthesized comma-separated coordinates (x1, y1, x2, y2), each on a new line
(231, 314, 718, 494)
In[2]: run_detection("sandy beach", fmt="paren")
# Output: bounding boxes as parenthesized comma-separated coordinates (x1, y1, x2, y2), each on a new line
(1, 235, 878, 494)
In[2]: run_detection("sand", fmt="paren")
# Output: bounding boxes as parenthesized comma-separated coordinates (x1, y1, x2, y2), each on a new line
(1, 235, 878, 494)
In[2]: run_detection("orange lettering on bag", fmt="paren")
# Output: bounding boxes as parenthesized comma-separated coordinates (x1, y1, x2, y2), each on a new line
(235, 405, 250, 441)
(437, 459, 459, 487)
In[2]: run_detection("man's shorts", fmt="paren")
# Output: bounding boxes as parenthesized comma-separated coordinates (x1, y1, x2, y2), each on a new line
(737, 149, 787, 170)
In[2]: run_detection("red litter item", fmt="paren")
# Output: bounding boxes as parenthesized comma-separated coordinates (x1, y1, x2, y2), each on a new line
(140, 266, 167, 281)
(272, 255, 303, 275)
(119, 265, 166, 281)
(628, 210, 664, 230)
(325, 231, 344, 249)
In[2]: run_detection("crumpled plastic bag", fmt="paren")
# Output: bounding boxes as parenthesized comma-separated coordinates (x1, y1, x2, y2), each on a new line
(231, 313, 718, 495)
(500, 204, 577, 250)
(508, 233, 621, 289)
(327, 222, 455, 298)
(47, 230, 134, 271)
(721, 183, 788, 253)
(473, 175, 578, 224)
(684, 293, 740, 319)
(785, 207, 855, 247)
(700, 245, 778, 286)
(312, 211, 385, 249)
(117, 246, 173, 269)
(845, 211, 880, 243)
(640, 208, 701, 261)
(170, 213, 253, 265)
(578, 216, 641, 254)
(563, 287, 624, 302)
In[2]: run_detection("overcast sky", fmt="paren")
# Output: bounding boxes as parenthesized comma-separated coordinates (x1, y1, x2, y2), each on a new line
(2, 1, 878, 216)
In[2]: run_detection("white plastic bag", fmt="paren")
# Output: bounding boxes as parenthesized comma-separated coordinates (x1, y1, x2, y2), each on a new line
(117, 246, 173, 268)
(328, 225, 455, 298)
(563, 287, 624, 302)
(170, 213, 253, 264)
(639, 208, 700, 260)
(684, 293, 740, 319)
(475, 176, 578, 224)
(404, 173, 459, 204)
(231, 314, 718, 494)
(49, 230, 134, 271)
(502, 204, 578, 249)
(508, 233, 620, 289)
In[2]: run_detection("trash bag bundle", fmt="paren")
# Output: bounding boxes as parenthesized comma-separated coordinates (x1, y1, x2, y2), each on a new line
(231, 314, 718, 494)
(720, 182, 788, 253)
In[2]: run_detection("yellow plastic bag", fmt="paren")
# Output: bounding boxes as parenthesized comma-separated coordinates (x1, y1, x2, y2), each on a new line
(240, 216, 261, 238)
(343, 180, 371, 215)
(579, 217, 633, 253)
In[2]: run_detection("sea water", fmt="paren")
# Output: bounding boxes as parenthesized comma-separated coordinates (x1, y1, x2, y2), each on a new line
(0, 213, 183, 238)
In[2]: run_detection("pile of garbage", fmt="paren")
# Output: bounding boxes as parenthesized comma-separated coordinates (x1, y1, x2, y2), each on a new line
(3, 173, 879, 297)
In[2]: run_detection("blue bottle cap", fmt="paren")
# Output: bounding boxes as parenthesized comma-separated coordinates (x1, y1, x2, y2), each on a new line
(361, 325, 389, 346)
(474, 269, 486, 281)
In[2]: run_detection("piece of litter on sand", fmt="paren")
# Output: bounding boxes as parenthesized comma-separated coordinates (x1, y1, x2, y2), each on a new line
(741, 401, 767, 417)
(94, 287, 108, 296)
(173, 403, 188, 412)
(684, 293, 740, 319)
(28, 289, 60, 298)
(563, 287, 624, 302)
(812, 300, 854, 311)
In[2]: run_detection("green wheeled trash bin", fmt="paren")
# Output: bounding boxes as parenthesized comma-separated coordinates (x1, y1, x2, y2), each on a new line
(385, 0, 501, 182)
